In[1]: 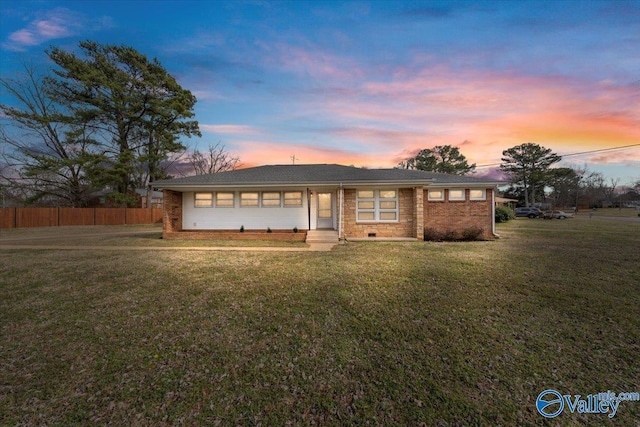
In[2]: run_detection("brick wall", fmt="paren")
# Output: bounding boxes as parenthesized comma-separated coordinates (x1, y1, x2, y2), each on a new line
(163, 190, 183, 235)
(413, 187, 424, 240)
(342, 188, 416, 238)
(424, 189, 493, 238)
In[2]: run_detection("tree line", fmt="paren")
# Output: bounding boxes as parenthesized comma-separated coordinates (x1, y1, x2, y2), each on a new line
(400, 143, 639, 209)
(0, 41, 238, 208)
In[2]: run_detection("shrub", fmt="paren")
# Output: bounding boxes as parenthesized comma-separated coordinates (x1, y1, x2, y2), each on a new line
(267, 227, 272, 233)
(240, 225, 245, 232)
(460, 226, 484, 241)
(495, 206, 515, 223)
(424, 226, 485, 242)
(442, 229, 458, 241)
(424, 227, 443, 241)
(293, 226, 299, 233)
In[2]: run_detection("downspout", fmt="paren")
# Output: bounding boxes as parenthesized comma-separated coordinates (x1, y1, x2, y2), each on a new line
(492, 187, 499, 238)
(307, 188, 311, 230)
(338, 183, 344, 240)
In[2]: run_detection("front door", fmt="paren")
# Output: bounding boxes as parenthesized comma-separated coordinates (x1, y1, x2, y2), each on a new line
(316, 192, 333, 229)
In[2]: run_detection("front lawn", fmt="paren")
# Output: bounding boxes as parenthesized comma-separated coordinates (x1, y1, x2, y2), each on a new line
(1, 220, 638, 425)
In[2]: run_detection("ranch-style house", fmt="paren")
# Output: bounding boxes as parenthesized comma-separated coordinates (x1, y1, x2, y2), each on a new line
(153, 164, 502, 242)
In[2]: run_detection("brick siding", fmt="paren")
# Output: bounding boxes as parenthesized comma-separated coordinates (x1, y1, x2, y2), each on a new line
(163, 190, 183, 235)
(424, 189, 493, 238)
(342, 188, 417, 238)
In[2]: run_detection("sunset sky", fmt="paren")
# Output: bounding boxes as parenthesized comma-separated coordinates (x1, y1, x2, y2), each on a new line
(1, 0, 639, 184)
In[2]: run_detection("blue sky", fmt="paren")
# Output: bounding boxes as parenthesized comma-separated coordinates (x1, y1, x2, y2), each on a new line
(1, 0, 639, 185)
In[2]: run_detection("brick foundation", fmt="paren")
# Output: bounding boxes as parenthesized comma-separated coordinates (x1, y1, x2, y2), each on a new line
(163, 229, 308, 241)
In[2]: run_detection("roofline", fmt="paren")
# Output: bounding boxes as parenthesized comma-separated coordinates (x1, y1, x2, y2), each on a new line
(154, 179, 503, 191)
(426, 182, 503, 188)
(154, 180, 432, 189)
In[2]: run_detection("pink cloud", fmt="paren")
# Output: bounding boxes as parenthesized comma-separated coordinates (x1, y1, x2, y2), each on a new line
(2, 8, 111, 51)
(234, 140, 390, 168)
(34, 17, 72, 38)
(291, 64, 639, 169)
(200, 124, 260, 135)
(8, 29, 38, 46)
(587, 150, 640, 165)
(260, 42, 364, 81)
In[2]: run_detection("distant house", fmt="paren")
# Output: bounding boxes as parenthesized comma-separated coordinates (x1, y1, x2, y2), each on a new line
(153, 164, 502, 241)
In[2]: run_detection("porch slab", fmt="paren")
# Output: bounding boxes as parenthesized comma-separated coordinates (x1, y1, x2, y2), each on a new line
(347, 237, 419, 242)
(306, 230, 339, 244)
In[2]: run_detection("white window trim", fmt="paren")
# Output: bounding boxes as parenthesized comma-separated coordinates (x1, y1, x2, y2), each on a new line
(356, 189, 399, 223)
(261, 191, 282, 208)
(448, 189, 466, 201)
(194, 192, 213, 208)
(469, 189, 486, 201)
(283, 191, 303, 207)
(215, 192, 235, 208)
(427, 189, 444, 201)
(240, 192, 260, 207)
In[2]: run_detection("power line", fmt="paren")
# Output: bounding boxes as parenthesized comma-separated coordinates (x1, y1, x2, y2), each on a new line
(475, 143, 640, 169)
(559, 143, 640, 158)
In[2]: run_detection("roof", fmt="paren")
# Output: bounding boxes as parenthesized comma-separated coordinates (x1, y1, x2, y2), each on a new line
(153, 164, 501, 190)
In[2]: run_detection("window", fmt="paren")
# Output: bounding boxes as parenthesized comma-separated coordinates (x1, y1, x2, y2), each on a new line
(356, 189, 398, 222)
(195, 192, 213, 207)
(469, 189, 486, 200)
(448, 189, 465, 201)
(284, 191, 303, 207)
(427, 189, 444, 201)
(262, 192, 281, 207)
(357, 190, 375, 221)
(240, 192, 259, 207)
(216, 192, 234, 207)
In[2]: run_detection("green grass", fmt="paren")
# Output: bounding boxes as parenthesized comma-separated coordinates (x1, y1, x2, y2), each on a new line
(1, 220, 639, 425)
(574, 207, 640, 218)
(0, 224, 308, 247)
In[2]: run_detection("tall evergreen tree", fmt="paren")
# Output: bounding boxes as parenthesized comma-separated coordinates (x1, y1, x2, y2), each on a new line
(500, 143, 561, 207)
(46, 41, 200, 205)
(398, 145, 476, 175)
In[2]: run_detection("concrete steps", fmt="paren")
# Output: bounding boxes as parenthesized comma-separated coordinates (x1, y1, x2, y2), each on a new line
(306, 229, 339, 244)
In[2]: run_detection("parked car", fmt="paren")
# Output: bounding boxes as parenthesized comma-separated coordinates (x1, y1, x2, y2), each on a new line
(542, 210, 573, 219)
(515, 207, 542, 218)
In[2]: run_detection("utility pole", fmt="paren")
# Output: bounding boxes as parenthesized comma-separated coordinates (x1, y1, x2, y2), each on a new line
(291, 155, 298, 165)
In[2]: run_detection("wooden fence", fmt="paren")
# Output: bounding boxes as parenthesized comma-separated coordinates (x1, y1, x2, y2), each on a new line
(0, 207, 163, 229)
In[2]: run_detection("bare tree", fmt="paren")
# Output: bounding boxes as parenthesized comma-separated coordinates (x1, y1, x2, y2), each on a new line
(188, 142, 240, 175)
(0, 64, 103, 206)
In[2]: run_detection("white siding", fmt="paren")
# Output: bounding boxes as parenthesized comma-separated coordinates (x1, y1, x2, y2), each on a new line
(182, 190, 308, 230)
